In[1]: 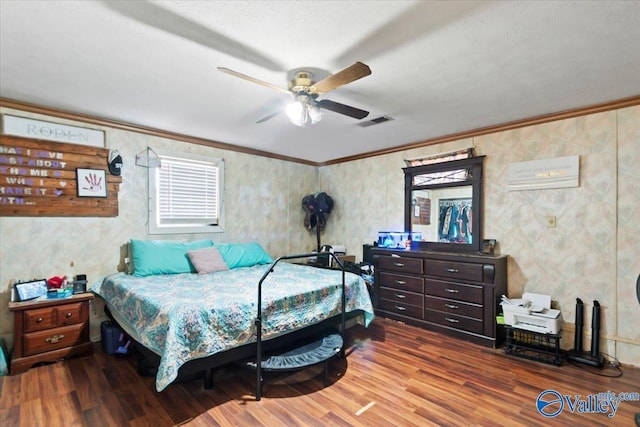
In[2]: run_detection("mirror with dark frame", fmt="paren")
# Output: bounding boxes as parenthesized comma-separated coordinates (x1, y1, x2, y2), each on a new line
(404, 156, 484, 253)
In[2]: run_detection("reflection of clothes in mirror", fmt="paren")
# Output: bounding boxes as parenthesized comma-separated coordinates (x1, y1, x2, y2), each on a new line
(439, 205, 459, 241)
(458, 205, 472, 243)
(439, 201, 472, 243)
(439, 206, 450, 238)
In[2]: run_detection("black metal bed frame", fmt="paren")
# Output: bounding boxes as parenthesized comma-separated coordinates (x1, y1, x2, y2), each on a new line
(250, 252, 347, 400)
(105, 252, 354, 395)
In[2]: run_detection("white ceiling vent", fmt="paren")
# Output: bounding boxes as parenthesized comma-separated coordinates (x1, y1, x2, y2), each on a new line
(357, 116, 394, 128)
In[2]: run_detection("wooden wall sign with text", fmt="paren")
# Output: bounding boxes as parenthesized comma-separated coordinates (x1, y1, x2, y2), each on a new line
(0, 135, 122, 217)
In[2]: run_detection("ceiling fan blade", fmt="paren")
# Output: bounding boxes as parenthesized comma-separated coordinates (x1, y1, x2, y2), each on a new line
(311, 62, 372, 94)
(256, 111, 281, 123)
(217, 67, 290, 95)
(104, 2, 282, 71)
(317, 99, 370, 120)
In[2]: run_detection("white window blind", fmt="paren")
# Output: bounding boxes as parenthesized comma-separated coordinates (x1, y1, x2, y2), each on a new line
(148, 151, 225, 234)
(158, 156, 219, 225)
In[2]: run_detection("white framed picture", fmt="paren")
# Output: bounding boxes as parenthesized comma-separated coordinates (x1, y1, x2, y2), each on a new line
(77, 168, 107, 197)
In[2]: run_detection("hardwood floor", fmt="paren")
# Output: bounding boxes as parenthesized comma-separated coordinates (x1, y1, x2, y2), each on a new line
(1, 317, 639, 426)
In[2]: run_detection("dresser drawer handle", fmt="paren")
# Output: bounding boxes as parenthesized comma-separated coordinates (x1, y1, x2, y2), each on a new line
(445, 288, 459, 294)
(36, 317, 44, 323)
(445, 317, 459, 324)
(65, 312, 73, 318)
(395, 306, 406, 311)
(45, 334, 65, 344)
(447, 268, 459, 273)
(394, 262, 405, 267)
(395, 293, 406, 299)
(395, 280, 406, 285)
(445, 304, 459, 309)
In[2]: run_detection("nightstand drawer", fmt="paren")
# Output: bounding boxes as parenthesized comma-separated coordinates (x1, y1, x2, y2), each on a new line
(23, 302, 83, 332)
(54, 302, 83, 326)
(23, 306, 56, 332)
(23, 323, 85, 356)
(424, 260, 483, 282)
(379, 272, 424, 293)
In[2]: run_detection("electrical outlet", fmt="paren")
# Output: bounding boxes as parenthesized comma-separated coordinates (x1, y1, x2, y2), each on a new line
(546, 215, 556, 228)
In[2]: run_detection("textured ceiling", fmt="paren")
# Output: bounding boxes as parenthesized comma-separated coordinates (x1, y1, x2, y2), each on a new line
(1, 1, 640, 163)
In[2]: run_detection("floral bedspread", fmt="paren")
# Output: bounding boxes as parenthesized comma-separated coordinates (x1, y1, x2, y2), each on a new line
(90, 262, 374, 391)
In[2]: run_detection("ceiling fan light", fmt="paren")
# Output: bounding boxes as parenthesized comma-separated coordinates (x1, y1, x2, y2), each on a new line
(286, 94, 323, 127)
(286, 101, 305, 126)
(309, 105, 323, 124)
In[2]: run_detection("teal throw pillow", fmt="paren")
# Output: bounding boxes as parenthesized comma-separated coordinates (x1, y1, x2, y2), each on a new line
(215, 242, 273, 269)
(131, 239, 214, 277)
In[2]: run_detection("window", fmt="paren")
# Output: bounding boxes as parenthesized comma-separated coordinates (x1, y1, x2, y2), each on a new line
(412, 168, 470, 186)
(148, 151, 224, 234)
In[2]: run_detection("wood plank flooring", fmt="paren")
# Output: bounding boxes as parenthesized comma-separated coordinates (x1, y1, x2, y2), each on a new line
(1, 317, 639, 426)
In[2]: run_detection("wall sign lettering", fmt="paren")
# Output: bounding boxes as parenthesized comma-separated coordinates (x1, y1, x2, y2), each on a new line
(0, 135, 121, 217)
(1, 114, 105, 147)
(508, 155, 579, 191)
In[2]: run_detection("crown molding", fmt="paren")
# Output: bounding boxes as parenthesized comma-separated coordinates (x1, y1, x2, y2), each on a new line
(320, 95, 640, 166)
(2, 95, 639, 167)
(0, 97, 316, 166)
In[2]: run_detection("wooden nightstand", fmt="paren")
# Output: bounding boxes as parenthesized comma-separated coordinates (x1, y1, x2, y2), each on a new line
(9, 293, 94, 374)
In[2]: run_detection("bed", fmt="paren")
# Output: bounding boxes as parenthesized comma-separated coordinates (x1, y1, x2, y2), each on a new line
(90, 241, 374, 392)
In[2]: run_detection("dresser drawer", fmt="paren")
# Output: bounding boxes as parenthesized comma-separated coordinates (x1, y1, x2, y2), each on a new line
(425, 309, 484, 335)
(424, 259, 483, 282)
(23, 302, 83, 332)
(379, 299, 423, 319)
(23, 323, 85, 356)
(378, 256, 423, 274)
(379, 272, 424, 293)
(425, 278, 483, 304)
(424, 295, 483, 319)
(380, 287, 423, 306)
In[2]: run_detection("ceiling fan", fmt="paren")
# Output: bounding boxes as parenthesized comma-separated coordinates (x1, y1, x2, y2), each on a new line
(217, 62, 372, 126)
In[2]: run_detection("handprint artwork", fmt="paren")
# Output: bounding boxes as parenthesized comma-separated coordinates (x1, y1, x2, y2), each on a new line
(83, 172, 103, 192)
(76, 169, 107, 197)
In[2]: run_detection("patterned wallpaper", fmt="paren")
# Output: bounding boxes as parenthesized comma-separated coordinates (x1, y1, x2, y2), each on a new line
(616, 106, 640, 364)
(320, 107, 640, 367)
(0, 107, 318, 347)
(1, 105, 638, 368)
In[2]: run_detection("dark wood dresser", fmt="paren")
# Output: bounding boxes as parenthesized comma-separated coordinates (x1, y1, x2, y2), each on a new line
(9, 293, 94, 374)
(372, 248, 507, 347)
